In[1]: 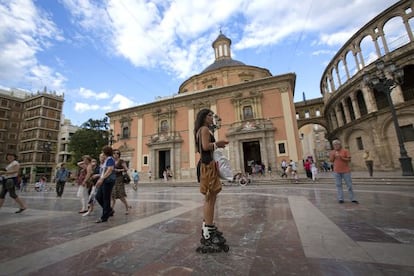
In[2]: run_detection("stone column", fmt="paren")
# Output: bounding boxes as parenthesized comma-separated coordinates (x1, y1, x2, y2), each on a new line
(330, 111, 338, 130)
(357, 49, 365, 68)
(329, 75, 335, 93)
(335, 67, 342, 87)
(390, 84, 405, 105)
(350, 92, 361, 119)
(403, 17, 414, 42)
(378, 31, 390, 54)
(362, 86, 378, 113)
(335, 105, 344, 127)
(373, 34, 382, 57)
(341, 99, 351, 124)
(353, 50, 361, 71)
(343, 59, 350, 80)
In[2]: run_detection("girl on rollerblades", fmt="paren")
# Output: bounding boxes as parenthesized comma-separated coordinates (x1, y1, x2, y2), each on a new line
(194, 109, 229, 253)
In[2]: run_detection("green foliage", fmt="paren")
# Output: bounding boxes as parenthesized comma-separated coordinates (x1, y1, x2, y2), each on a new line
(68, 117, 109, 164)
(81, 117, 109, 130)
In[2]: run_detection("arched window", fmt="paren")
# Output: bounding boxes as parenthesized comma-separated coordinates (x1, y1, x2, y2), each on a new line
(340, 103, 347, 124)
(401, 65, 414, 101)
(346, 97, 355, 121)
(356, 91, 367, 116)
(122, 127, 129, 139)
(374, 89, 389, 110)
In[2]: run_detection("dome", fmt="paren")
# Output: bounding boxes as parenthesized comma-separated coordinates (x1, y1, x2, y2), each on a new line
(202, 58, 246, 73)
(201, 32, 245, 73)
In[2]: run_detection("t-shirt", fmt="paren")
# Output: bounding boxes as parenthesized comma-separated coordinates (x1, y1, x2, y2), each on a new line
(330, 148, 351, 173)
(102, 156, 115, 177)
(5, 160, 19, 178)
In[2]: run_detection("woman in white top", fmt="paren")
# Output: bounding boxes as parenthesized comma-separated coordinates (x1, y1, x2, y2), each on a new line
(0, 153, 27, 213)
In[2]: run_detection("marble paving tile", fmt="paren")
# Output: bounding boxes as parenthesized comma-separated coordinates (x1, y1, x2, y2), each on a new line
(0, 183, 413, 275)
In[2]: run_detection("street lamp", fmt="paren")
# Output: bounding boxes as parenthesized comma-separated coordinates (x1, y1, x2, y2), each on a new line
(363, 60, 414, 176)
(43, 134, 52, 180)
(103, 129, 119, 146)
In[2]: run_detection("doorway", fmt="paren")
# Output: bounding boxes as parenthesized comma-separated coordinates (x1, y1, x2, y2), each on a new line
(158, 150, 171, 179)
(242, 141, 262, 174)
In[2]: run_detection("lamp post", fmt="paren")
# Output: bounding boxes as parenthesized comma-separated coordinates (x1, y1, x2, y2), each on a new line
(106, 129, 115, 146)
(299, 133, 305, 161)
(363, 60, 414, 176)
(43, 136, 52, 180)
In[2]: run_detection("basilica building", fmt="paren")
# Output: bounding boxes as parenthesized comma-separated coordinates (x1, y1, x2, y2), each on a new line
(107, 33, 301, 180)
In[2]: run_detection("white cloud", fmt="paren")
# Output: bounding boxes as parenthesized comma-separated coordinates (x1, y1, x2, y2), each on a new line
(0, 0, 401, 120)
(0, 0, 64, 91)
(74, 102, 101, 113)
(110, 94, 136, 110)
(78, 87, 110, 100)
(28, 65, 67, 94)
(58, 0, 399, 81)
(70, 88, 133, 115)
(311, 50, 336, 56)
(318, 30, 357, 47)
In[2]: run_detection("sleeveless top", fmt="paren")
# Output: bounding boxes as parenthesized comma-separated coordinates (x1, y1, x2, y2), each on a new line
(115, 159, 125, 177)
(196, 128, 216, 164)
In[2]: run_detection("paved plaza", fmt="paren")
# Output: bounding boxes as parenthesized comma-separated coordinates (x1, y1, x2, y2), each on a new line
(0, 173, 413, 275)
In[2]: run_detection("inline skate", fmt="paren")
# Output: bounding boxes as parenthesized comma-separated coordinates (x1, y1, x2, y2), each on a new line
(196, 223, 229, 253)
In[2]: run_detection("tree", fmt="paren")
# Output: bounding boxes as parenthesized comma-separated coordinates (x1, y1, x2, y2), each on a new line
(68, 117, 109, 164)
(81, 117, 109, 130)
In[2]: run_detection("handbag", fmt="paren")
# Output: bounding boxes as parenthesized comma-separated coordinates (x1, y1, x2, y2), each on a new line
(213, 148, 233, 181)
(123, 173, 131, 184)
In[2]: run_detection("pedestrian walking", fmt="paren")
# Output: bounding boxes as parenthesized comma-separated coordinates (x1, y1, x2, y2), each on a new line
(280, 160, 288, 178)
(95, 146, 116, 223)
(77, 155, 92, 214)
(0, 153, 27, 213)
(363, 150, 374, 177)
(304, 158, 312, 179)
(83, 157, 101, 217)
(311, 161, 318, 182)
(20, 174, 28, 192)
(111, 150, 132, 215)
(132, 170, 139, 191)
(55, 163, 70, 197)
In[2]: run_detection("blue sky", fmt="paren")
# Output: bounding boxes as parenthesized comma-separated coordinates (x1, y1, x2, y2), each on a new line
(0, 0, 400, 126)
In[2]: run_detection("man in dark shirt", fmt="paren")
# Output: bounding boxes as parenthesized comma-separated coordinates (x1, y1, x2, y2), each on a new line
(55, 163, 69, 197)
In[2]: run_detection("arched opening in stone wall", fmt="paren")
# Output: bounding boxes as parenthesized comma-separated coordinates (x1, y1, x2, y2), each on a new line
(359, 35, 377, 67)
(346, 97, 355, 121)
(383, 16, 410, 52)
(374, 89, 389, 110)
(356, 90, 368, 116)
(402, 65, 414, 101)
(345, 50, 358, 77)
(298, 124, 330, 172)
